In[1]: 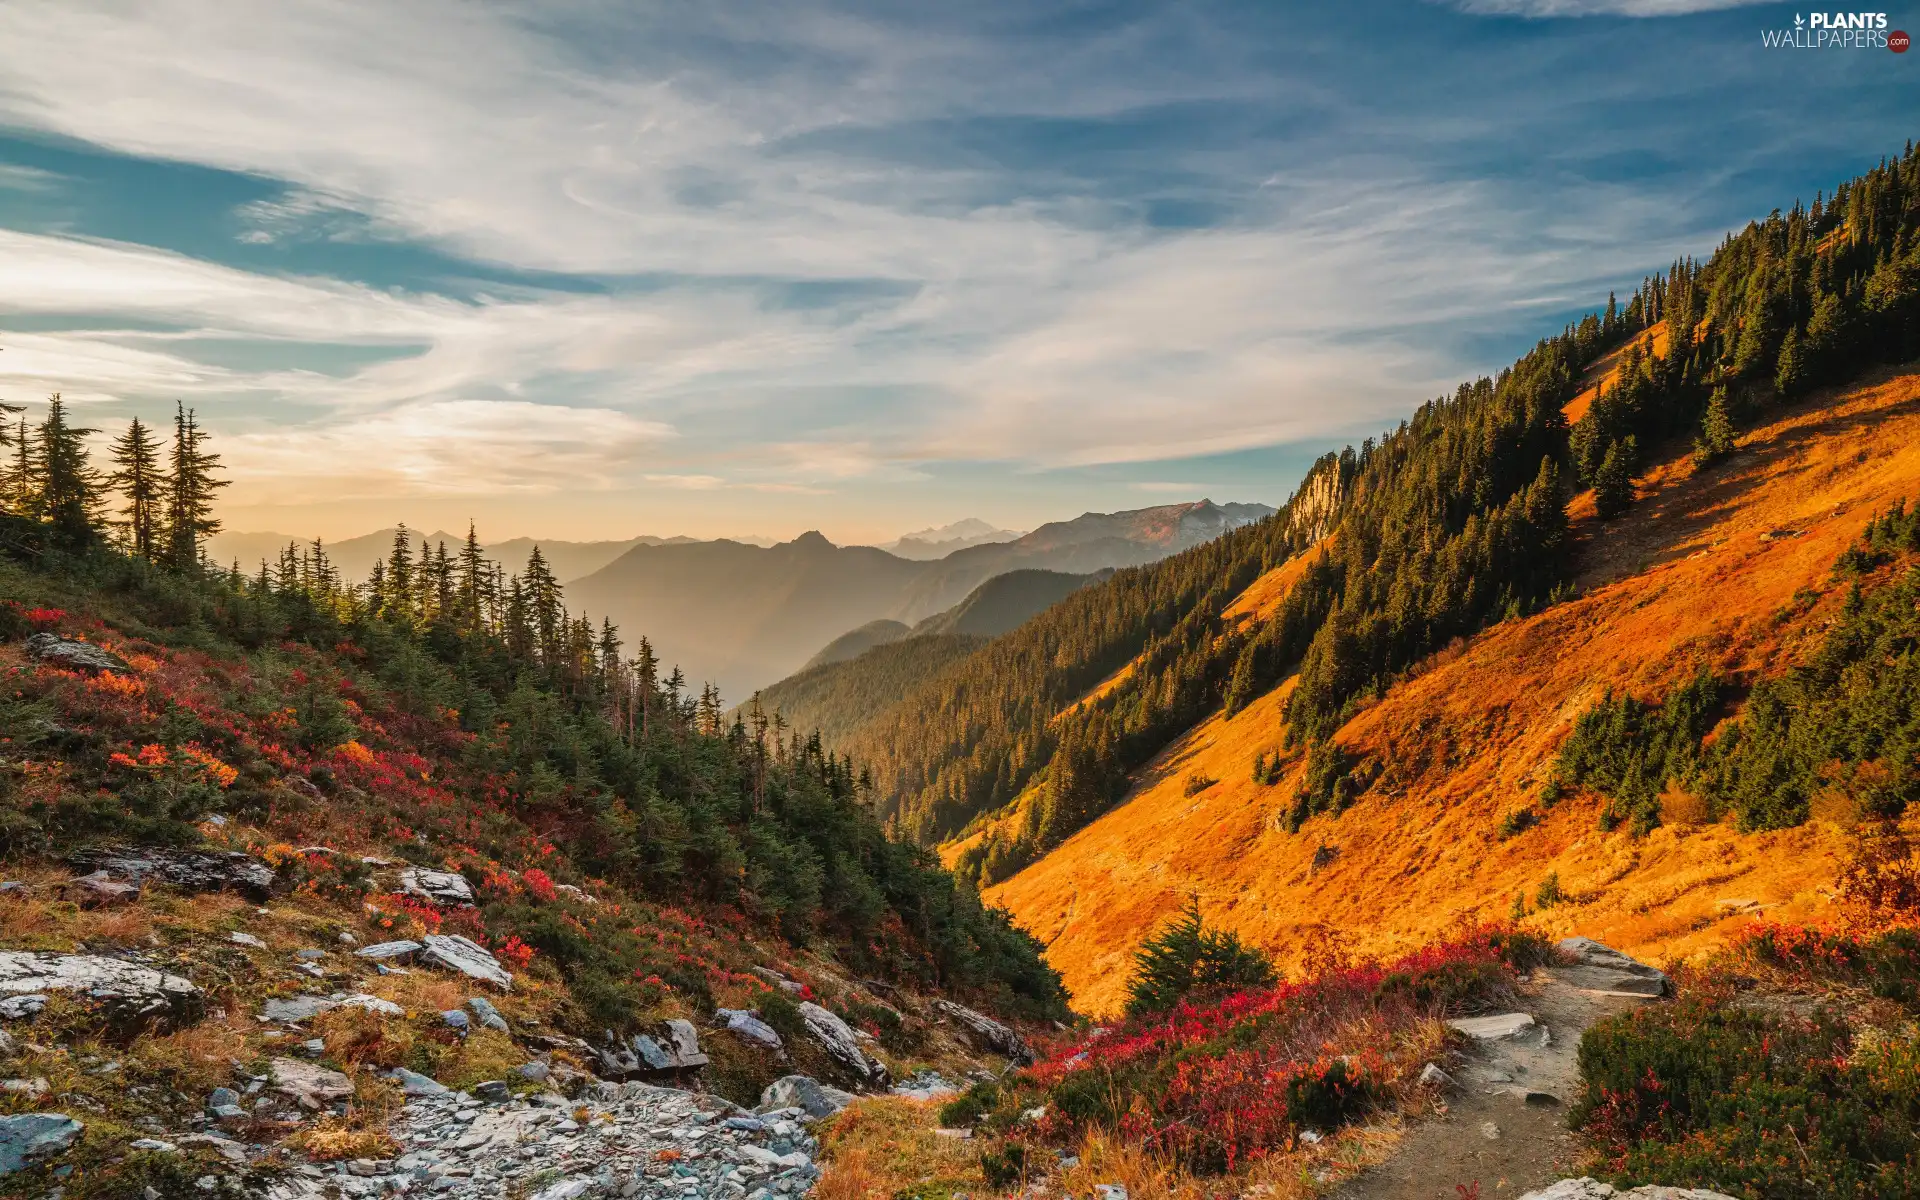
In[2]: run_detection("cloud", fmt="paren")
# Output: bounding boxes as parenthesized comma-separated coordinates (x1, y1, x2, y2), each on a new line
(0, 0, 1860, 526)
(1445, 0, 1768, 15)
(222, 399, 672, 503)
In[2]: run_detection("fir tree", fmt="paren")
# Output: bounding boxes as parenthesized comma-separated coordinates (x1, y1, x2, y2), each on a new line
(1774, 326, 1808, 398)
(1693, 388, 1737, 466)
(36, 394, 101, 549)
(1593, 436, 1637, 520)
(1123, 896, 1275, 1016)
(106, 416, 166, 559)
(163, 403, 228, 569)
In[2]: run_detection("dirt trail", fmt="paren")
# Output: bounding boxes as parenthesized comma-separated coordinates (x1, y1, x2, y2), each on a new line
(1335, 972, 1654, 1200)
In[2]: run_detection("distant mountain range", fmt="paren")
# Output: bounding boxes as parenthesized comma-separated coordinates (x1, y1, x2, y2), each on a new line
(567, 500, 1271, 702)
(758, 568, 1108, 742)
(206, 529, 754, 585)
(875, 517, 1025, 561)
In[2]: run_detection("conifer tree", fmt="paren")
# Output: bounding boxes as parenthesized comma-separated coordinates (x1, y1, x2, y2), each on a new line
(1693, 388, 1737, 466)
(163, 403, 228, 569)
(383, 525, 414, 623)
(106, 416, 166, 559)
(1592, 436, 1637, 520)
(3, 416, 31, 517)
(521, 547, 562, 662)
(1123, 896, 1275, 1017)
(36, 394, 102, 549)
(1774, 326, 1807, 397)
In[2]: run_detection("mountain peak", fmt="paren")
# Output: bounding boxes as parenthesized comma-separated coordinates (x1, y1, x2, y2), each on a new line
(788, 530, 835, 550)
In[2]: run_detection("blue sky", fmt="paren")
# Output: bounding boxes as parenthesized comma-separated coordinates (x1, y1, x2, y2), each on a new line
(0, 0, 1909, 544)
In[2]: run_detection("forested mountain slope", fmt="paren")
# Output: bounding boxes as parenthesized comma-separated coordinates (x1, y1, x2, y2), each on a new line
(988, 363, 1920, 1014)
(843, 142, 1920, 885)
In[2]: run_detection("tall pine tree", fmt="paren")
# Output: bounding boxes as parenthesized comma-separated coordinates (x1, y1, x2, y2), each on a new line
(36, 395, 101, 549)
(163, 403, 228, 569)
(106, 416, 166, 559)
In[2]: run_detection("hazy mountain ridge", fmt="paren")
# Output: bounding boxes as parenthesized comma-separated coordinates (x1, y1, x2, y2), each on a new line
(567, 500, 1272, 703)
(760, 568, 1108, 741)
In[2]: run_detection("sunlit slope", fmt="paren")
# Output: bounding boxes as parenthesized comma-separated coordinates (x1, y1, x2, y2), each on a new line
(988, 367, 1920, 1016)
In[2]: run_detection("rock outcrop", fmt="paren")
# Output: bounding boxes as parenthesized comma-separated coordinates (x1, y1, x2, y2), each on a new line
(24, 633, 129, 675)
(931, 998, 1032, 1064)
(398, 868, 475, 907)
(419, 935, 510, 990)
(0, 1113, 83, 1177)
(714, 1008, 783, 1051)
(71, 846, 280, 900)
(1553, 937, 1669, 997)
(758, 1075, 854, 1120)
(798, 1001, 889, 1088)
(0, 951, 201, 1024)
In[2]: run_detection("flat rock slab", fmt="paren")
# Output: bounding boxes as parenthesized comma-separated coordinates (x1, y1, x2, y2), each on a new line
(354, 939, 423, 962)
(1555, 937, 1668, 996)
(0, 951, 200, 1024)
(1447, 1013, 1538, 1040)
(269, 1057, 353, 1108)
(1519, 1178, 1739, 1200)
(399, 868, 474, 907)
(420, 935, 511, 990)
(714, 1007, 783, 1050)
(71, 847, 279, 900)
(0, 1112, 83, 1176)
(24, 633, 129, 675)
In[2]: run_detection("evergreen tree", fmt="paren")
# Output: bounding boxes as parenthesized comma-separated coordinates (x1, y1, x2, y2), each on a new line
(1593, 436, 1637, 520)
(35, 394, 101, 549)
(1123, 896, 1275, 1016)
(383, 525, 415, 623)
(4, 416, 31, 516)
(105, 416, 166, 559)
(163, 403, 228, 569)
(1774, 326, 1808, 398)
(457, 522, 488, 633)
(1693, 388, 1737, 466)
(521, 547, 562, 662)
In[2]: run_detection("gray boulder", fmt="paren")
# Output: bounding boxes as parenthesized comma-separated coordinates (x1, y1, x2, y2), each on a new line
(932, 998, 1033, 1065)
(1554, 937, 1669, 997)
(70, 847, 279, 900)
(467, 996, 509, 1032)
(0, 951, 200, 1024)
(0, 1113, 83, 1176)
(758, 1074, 855, 1120)
(0, 996, 46, 1021)
(268, 1057, 353, 1109)
(24, 633, 128, 675)
(661, 1018, 708, 1067)
(420, 934, 511, 990)
(714, 1007, 783, 1051)
(387, 1068, 448, 1097)
(353, 939, 422, 963)
(398, 868, 475, 907)
(799, 1002, 889, 1087)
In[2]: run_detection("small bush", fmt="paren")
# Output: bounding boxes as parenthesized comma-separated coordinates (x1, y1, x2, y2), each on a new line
(1123, 897, 1275, 1017)
(1182, 772, 1216, 797)
(1534, 873, 1564, 909)
(1497, 806, 1539, 839)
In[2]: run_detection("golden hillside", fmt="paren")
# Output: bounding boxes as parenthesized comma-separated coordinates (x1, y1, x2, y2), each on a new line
(985, 365, 1920, 1016)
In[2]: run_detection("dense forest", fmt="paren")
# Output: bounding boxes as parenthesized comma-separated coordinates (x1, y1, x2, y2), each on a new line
(0, 392, 1067, 1020)
(836, 142, 1920, 884)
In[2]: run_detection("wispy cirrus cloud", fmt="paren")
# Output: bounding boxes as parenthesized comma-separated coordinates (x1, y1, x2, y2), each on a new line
(0, 0, 1902, 541)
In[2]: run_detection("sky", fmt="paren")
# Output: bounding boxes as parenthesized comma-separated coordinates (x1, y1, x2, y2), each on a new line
(0, 1, 1909, 546)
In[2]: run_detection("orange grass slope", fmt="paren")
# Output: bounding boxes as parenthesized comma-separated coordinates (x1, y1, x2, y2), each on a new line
(988, 365, 1920, 1017)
